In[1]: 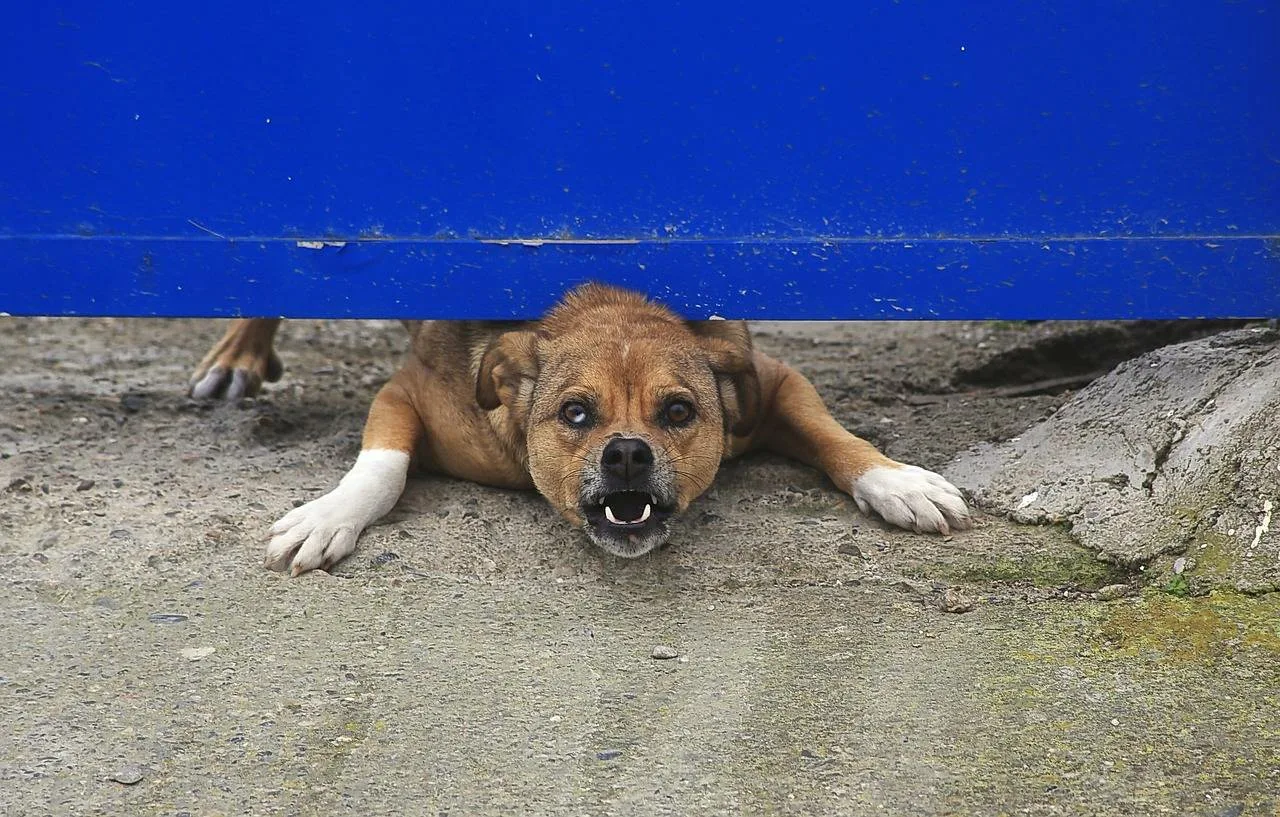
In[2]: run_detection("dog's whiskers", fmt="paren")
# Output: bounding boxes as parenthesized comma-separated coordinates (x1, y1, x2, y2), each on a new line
(671, 468, 711, 495)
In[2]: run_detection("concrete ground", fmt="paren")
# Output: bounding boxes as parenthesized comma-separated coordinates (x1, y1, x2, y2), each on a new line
(1, 316, 1276, 816)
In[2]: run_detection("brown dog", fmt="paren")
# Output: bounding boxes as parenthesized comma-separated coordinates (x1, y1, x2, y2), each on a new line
(193, 285, 970, 574)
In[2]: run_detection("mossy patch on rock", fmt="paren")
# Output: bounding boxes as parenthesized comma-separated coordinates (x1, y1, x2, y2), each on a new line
(1146, 528, 1280, 597)
(1094, 591, 1280, 663)
(909, 548, 1130, 590)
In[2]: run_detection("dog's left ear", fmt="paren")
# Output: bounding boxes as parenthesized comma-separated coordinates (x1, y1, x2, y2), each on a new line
(476, 331, 540, 414)
(689, 320, 761, 437)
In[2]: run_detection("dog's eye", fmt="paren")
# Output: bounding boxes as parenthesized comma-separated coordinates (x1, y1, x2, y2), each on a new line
(663, 400, 695, 426)
(560, 401, 592, 427)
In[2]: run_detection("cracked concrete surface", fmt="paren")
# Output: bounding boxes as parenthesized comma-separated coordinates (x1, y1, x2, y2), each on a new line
(948, 327, 1280, 594)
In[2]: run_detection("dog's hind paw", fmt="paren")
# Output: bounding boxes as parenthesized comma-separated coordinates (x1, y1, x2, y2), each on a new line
(850, 464, 971, 535)
(190, 360, 282, 401)
(189, 319, 283, 401)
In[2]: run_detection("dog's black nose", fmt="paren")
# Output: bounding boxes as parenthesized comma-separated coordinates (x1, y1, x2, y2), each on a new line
(601, 437, 654, 483)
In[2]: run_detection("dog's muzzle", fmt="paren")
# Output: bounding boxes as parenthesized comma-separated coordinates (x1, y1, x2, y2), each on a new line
(579, 436, 677, 557)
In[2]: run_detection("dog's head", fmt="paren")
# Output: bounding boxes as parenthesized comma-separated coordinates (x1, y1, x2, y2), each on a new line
(476, 285, 759, 557)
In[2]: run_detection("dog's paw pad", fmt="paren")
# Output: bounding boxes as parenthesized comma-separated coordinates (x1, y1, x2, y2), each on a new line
(851, 464, 970, 534)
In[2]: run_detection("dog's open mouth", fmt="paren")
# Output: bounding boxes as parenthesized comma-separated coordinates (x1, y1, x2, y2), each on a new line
(583, 490, 673, 528)
(580, 491, 676, 556)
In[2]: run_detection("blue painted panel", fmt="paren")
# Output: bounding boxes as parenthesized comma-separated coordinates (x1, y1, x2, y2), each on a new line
(3, 237, 1276, 320)
(1, 1, 1278, 318)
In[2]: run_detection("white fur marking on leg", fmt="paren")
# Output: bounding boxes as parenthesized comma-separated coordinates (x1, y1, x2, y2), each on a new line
(851, 464, 970, 534)
(265, 449, 410, 575)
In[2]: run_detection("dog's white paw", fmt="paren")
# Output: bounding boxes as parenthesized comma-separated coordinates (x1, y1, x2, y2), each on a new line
(265, 492, 367, 575)
(851, 464, 970, 534)
(264, 450, 410, 576)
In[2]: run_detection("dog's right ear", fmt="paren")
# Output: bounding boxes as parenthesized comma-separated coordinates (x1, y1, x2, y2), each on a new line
(476, 331, 540, 413)
(688, 320, 761, 437)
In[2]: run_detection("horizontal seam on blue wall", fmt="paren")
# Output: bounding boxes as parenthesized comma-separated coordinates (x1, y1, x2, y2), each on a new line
(1, 234, 1276, 244)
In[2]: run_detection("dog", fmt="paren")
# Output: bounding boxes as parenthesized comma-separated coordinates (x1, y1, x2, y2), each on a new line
(190, 285, 970, 575)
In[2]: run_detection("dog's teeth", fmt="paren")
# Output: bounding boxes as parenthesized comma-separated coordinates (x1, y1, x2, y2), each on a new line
(639, 503, 651, 523)
(605, 505, 620, 525)
(649, 494, 656, 504)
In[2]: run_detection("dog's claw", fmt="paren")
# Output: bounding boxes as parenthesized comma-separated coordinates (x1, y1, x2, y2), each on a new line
(190, 366, 230, 400)
(225, 368, 254, 401)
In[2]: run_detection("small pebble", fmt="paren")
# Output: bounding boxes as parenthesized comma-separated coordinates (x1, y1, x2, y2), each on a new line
(76, 479, 95, 491)
(940, 588, 974, 614)
(181, 646, 216, 661)
(650, 645, 679, 660)
(109, 764, 145, 785)
(596, 749, 623, 761)
(148, 613, 188, 624)
(837, 543, 864, 559)
(1172, 557, 1187, 575)
(119, 393, 146, 413)
(371, 551, 399, 566)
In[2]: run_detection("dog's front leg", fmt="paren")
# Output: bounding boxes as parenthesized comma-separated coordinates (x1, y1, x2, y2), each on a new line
(264, 378, 421, 575)
(752, 354, 970, 534)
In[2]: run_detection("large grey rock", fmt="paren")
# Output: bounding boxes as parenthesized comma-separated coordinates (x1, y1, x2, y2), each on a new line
(948, 327, 1280, 593)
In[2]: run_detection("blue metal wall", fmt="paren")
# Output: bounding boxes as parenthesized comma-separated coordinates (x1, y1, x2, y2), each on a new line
(2, 1, 1277, 318)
